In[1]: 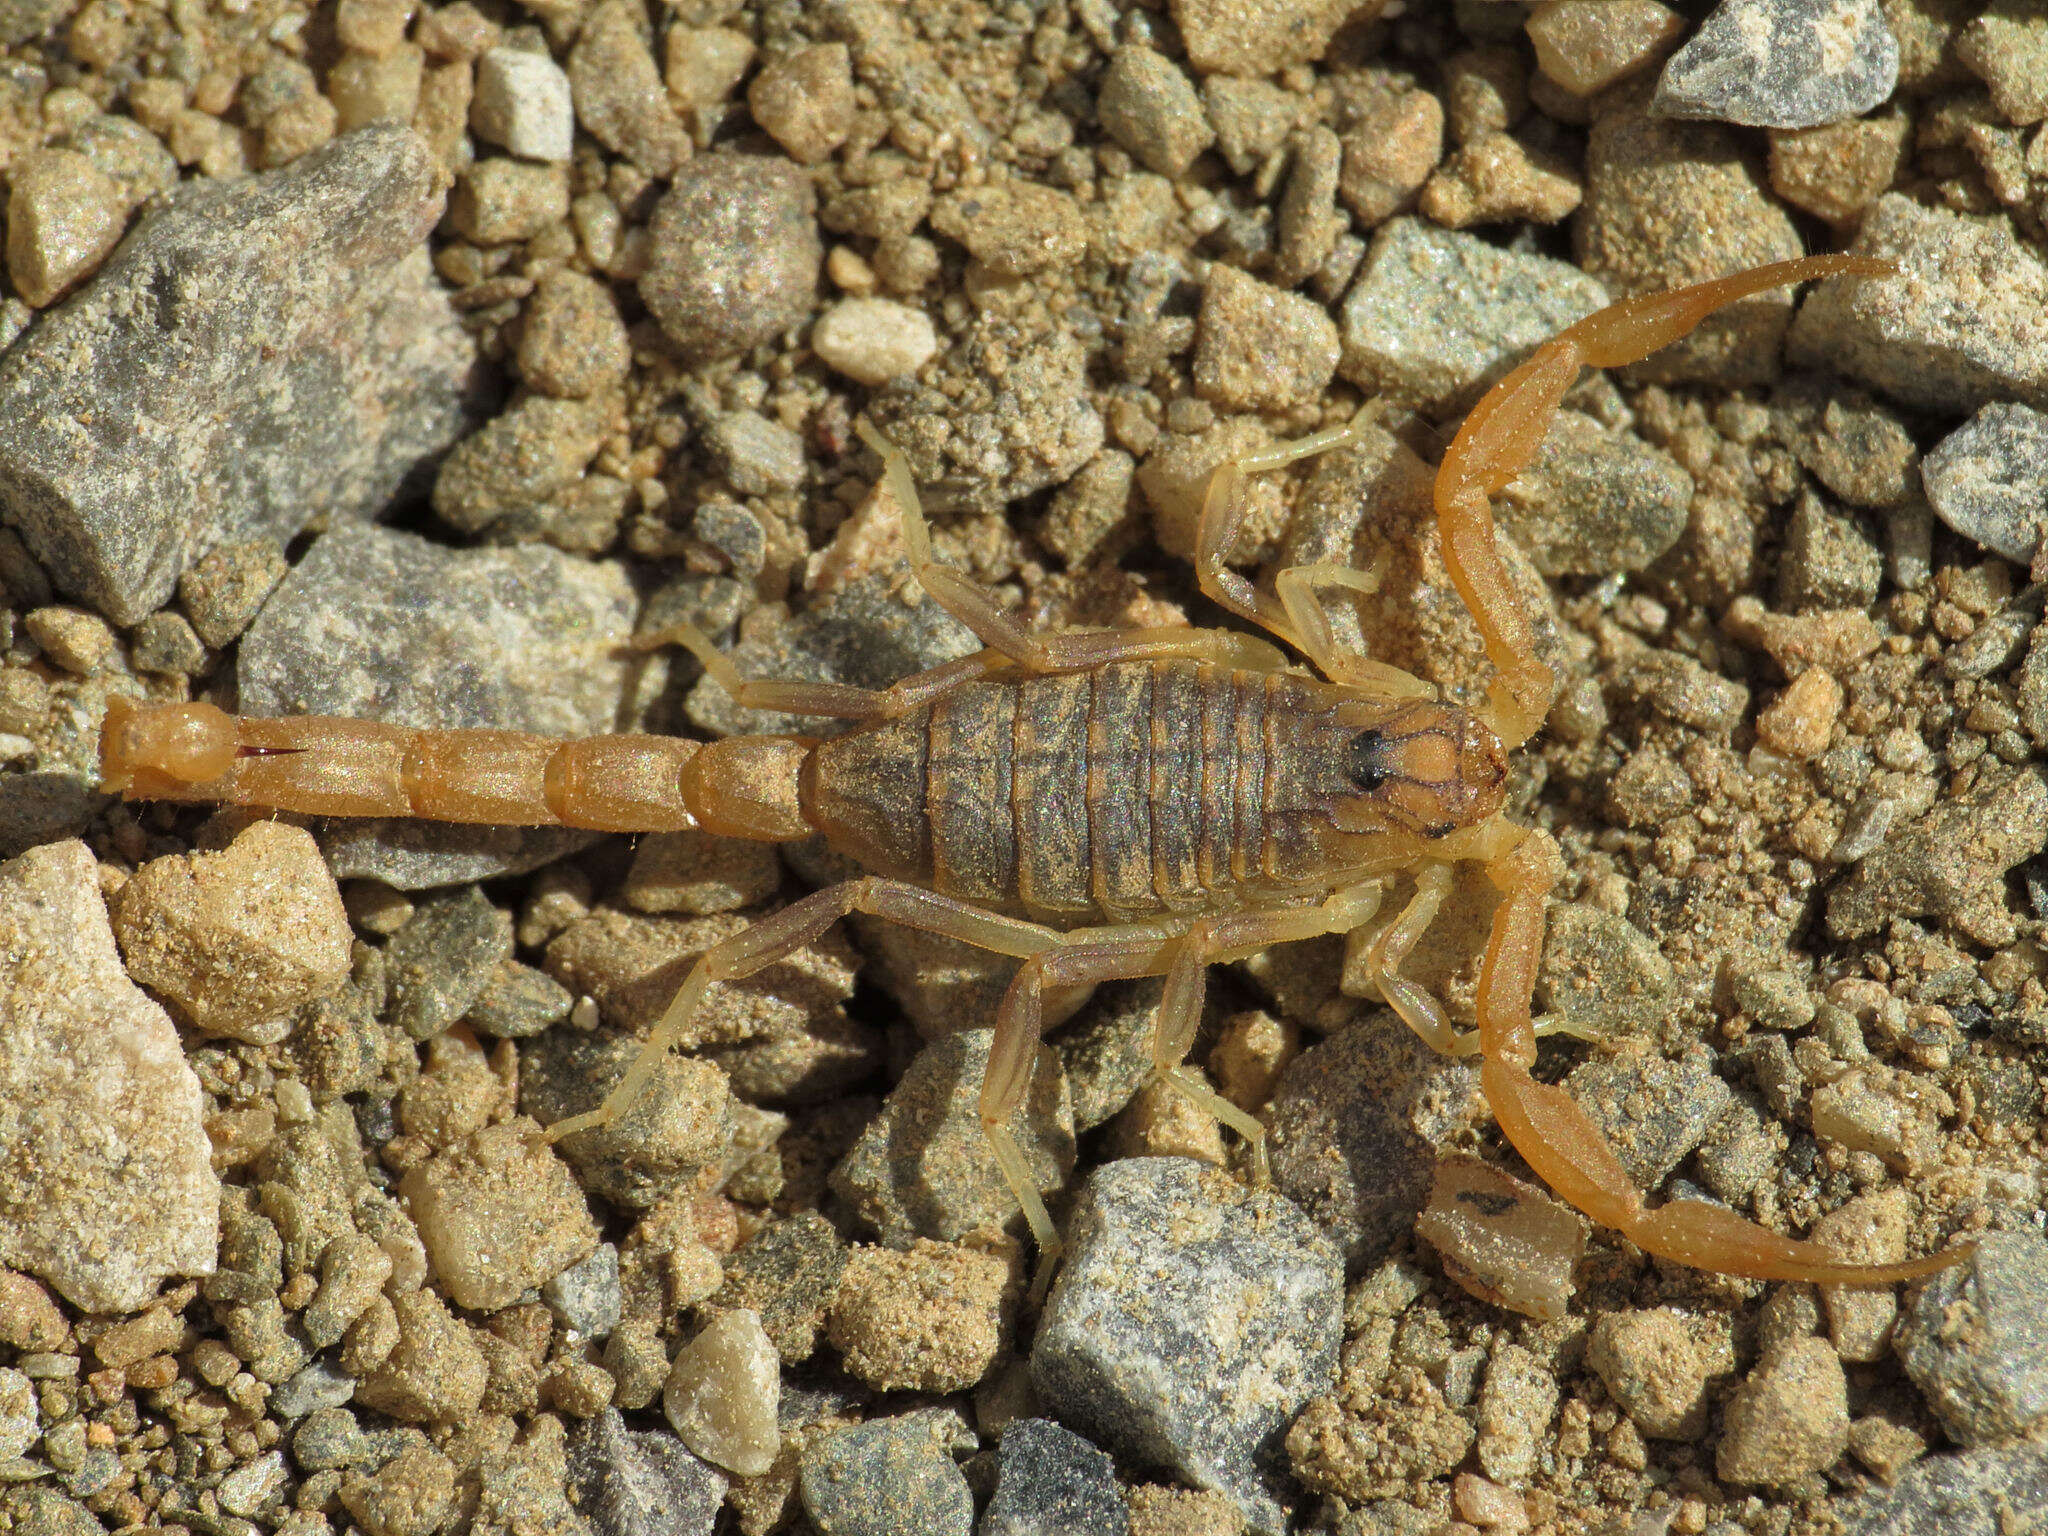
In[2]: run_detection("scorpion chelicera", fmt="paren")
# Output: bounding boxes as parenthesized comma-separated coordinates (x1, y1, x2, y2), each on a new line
(100, 254, 1970, 1291)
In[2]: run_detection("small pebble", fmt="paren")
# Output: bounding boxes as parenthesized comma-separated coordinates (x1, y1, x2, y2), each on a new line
(353, 1288, 488, 1424)
(4, 146, 128, 307)
(800, 1410, 975, 1536)
(811, 297, 938, 385)
(567, 0, 685, 176)
(21, 604, 116, 673)
(1337, 78, 1442, 227)
(1956, 0, 2048, 126)
(517, 267, 629, 398)
(715, 1212, 847, 1364)
(1419, 131, 1582, 229)
(470, 45, 573, 161)
(983, 1419, 1128, 1536)
(703, 411, 805, 496)
(1654, 0, 1900, 128)
(384, 884, 514, 1040)
(1192, 263, 1339, 412)
(639, 154, 821, 360)
(111, 820, 352, 1043)
(449, 156, 570, 245)
(826, 1240, 1010, 1394)
(1496, 409, 1691, 575)
(1921, 401, 2048, 565)
(1896, 1232, 2048, 1446)
(1032, 1158, 1340, 1533)
(1715, 1336, 1851, 1486)
(930, 178, 1088, 278)
(1096, 46, 1213, 177)
(747, 43, 855, 166)
(1768, 113, 1910, 226)
(1526, 0, 1686, 95)
(1171, 0, 1359, 75)
(400, 1118, 598, 1311)
(568, 1407, 726, 1536)
(1587, 1307, 1736, 1440)
(1786, 195, 2048, 415)
(664, 1308, 781, 1477)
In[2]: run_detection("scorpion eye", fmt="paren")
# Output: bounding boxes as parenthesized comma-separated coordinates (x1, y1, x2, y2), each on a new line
(1346, 728, 1390, 794)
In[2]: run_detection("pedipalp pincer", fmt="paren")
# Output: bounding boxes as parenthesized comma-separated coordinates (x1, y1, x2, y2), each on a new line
(99, 253, 1971, 1298)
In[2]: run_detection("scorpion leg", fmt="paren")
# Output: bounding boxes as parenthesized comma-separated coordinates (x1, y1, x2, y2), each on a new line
(646, 619, 893, 719)
(543, 877, 1060, 1144)
(857, 419, 1295, 678)
(1438, 253, 1894, 748)
(1468, 823, 1969, 1284)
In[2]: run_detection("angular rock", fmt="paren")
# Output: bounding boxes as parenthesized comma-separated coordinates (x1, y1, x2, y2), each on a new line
(799, 1410, 974, 1536)
(235, 522, 640, 886)
(1896, 1232, 2048, 1446)
(0, 840, 219, 1312)
(983, 1419, 1128, 1536)
(0, 125, 480, 624)
(1496, 410, 1692, 575)
(1654, 0, 1900, 128)
(1339, 218, 1609, 412)
(1032, 1158, 1341, 1534)
(1787, 195, 2048, 414)
(400, 1119, 598, 1312)
(567, 1407, 726, 1536)
(1266, 1010, 1478, 1272)
(1843, 1442, 2048, 1536)
(1921, 402, 2048, 565)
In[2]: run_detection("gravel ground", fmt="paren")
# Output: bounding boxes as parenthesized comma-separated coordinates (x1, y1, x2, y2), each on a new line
(1, 1, 2046, 1534)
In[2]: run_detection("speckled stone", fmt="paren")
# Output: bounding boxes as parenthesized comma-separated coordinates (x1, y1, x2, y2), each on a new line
(1842, 1442, 2048, 1536)
(0, 124, 477, 626)
(1338, 217, 1609, 412)
(799, 1410, 974, 1536)
(567, 1407, 726, 1536)
(234, 522, 639, 886)
(638, 154, 820, 360)
(1921, 402, 2048, 564)
(1896, 1232, 2048, 1446)
(983, 1419, 1128, 1536)
(1654, 0, 1900, 128)
(1787, 194, 2048, 414)
(0, 840, 219, 1313)
(1032, 1157, 1341, 1534)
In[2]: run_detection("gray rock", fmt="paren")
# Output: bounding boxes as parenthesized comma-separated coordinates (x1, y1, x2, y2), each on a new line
(0, 840, 219, 1312)
(983, 1419, 1129, 1536)
(830, 1028, 1074, 1246)
(1922, 402, 2048, 565)
(1826, 763, 2048, 947)
(1654, 0, 1900, 128)
(684, 572, 978, 739)
(542, 1242, 621, 1341)
(0, 125, 480, 625)
(1564, 1049, 1733, 1189)
(865, 319, 1104, 514)
(638, 154, 820, 360)
(1496, 410, 1693, 576)
(703, 412, 807, 496)
(290, 1407, 378, 1471)
(1056, 979, 1161, 1133)
(1266, 1010, 1477, 1273)
(1895, 1232, 2048, 1446)
(236, 522, 641, 887)
(568, 1407, 726, 1536)
(1769, 375, 1917, 509)
(714, 1212, 847, 1365)
(1032, 1158, 1342, 1535)
(384, 885, 514, 1039)
(800, 1411, 974, 1536)
(1843, 1442, 2048, 1536)
(1338, 218, 1609, 412)
(431, 393, 614, 537)
(270, 1360, 357, 1419)
(465, 960, 573, 1039)
(1787, 195, 2048, 414)
(1778, 489, 1883, 611)
(1538, 902, 1677, 1032)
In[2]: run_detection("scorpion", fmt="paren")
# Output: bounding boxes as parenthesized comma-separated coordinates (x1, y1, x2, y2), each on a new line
(100, 254, 1969, 1292)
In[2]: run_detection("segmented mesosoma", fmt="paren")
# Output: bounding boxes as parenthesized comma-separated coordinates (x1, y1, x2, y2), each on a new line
(100, 255, 1969, 1292)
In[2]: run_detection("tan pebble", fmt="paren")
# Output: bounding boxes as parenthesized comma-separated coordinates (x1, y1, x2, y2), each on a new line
(5, 149, 128, 307)
(1454, 1472, 1530, 1531)
(335, 0, 417, 57)
(930, 178, 1088, 277)
(1525, 0, 1686, 96)
(1769, 114, 1910, 226)
(1419, 130, 1582, 228)
(400, 1118, 598, 1311)
(623, 827, 782, 916)
(1212, 1008, 1298, 1111)
(1192, 263, 1339, 412)
(826, 1240, 1011, 1394)
(111, 820, 352, 1043)
(746, 42, 854, 165)
(449, 157, 570, 245)
(1338, 81, 1442, 227)
(1716, 1336, 1850, 1486)
(23, 605, 116, 673)
(1755, 667, 1843, 759)
(329, 44, 426, 131)
(665, 25, 754, 111)
(1108, 1078, 1227, 1166)
(663, 1307, 780, 1476)
(811, 297, 938, 386)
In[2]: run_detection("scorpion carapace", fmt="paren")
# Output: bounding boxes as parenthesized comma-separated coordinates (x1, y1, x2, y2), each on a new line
(99, 253, 1971, 1297)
